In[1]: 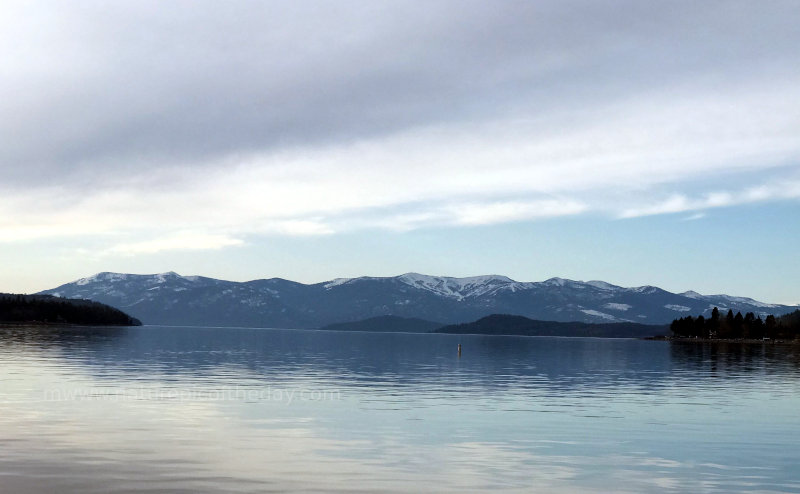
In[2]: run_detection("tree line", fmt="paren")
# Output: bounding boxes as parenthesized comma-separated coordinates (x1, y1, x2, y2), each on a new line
(671, 307, 800, 340)
(0, 294, 141, 326)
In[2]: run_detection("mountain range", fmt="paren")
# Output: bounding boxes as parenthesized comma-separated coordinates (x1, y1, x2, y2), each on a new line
(37, 272, 799, 328)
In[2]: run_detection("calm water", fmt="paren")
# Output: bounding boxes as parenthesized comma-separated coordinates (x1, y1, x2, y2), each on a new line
(1, 326, 799, 493)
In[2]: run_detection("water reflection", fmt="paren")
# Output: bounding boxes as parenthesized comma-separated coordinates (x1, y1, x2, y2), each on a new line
(1, 326, 799, 493)
(670, 340, 800, 377)
(6, 326, 799, 392)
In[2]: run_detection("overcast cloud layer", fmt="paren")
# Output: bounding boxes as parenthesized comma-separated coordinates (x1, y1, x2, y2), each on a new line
(1, 0, 799, 256)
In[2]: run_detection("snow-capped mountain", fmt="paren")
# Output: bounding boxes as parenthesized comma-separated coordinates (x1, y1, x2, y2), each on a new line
(38, 272, 799, 328)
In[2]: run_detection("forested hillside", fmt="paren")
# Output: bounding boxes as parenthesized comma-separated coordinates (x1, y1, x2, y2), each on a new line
(671, 307, 800, 340)
(0, 294, 142, 326)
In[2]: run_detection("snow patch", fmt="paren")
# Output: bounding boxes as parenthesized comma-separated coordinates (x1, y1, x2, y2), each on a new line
(543, 277, 569, 287)
(76, 272, 128, 285)
(324, 278, 355, 289)
(711, 295, 778, 308)
(154, 272, 181, 283)
(665, 304, 691, 312)
(324, 276, 387, 289)
(580, 309, 618, 321)
(681, 291, 778, 308)
(603, 303, 632, 311)
(586, 280, 621, 291)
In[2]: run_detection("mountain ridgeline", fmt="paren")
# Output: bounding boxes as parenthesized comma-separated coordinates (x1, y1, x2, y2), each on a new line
(38, 271, 799, 328)
(0, 294, 142, 326)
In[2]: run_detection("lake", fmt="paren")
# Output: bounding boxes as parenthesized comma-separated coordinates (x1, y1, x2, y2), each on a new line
(1, 326, 799, 493)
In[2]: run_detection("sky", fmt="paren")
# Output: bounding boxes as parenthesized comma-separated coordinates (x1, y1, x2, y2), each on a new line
(1, 0, 799, 303)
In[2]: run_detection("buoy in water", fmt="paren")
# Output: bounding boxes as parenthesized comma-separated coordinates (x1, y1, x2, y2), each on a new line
(457, 343, 462, 357)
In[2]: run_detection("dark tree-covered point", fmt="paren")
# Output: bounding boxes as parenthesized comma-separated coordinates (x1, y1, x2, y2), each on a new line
(0, 294, 142, 326)
(435, 314, 666, 338)
(671, 307, 800, 341)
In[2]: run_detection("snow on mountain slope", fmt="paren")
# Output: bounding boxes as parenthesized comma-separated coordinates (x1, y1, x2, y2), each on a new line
(580, 309, 620, 321)
(603, 303, 632, 311)
(542, 277, 569, 287)
(630, 285, 660, 294)
(586, 280, 623, 291)
(664, 304, 692, 312)
(323, 278, 355, 289)
(397, 273, 515, 300)
(704, 294, 780, 309)
(76, 272, 132, 285)
(43, 272, 241, 314)
(680, 290, 780, 309)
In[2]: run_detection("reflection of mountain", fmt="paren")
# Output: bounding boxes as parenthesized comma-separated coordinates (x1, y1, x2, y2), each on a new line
(0, 325, 129, 350)
(319, 315, 443, 333)
(39, 272, 800, 327)
(5, 326, 797, 395)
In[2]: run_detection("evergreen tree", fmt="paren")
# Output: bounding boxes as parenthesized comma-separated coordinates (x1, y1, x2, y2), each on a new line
(733, 312, 744, 338)
(671, 310, 799, 341)
(695, 315, 707, 338)
(708, 307, 720, 336)
(765, 314, 777, 339)
(752, 316, 765, 339)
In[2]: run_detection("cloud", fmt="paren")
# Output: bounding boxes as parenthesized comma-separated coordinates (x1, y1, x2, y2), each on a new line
(619, 180, 800, 218)
(319, 198, 587, 232)
(261, 220, 335, 237)
(619, 195, 693, 218)
(2, 1, 798, 184)
(447, 199, 587, 226)
(681, 213, 706, 222)
(0, 1, 799, 252)
(103, 232, 244, 256)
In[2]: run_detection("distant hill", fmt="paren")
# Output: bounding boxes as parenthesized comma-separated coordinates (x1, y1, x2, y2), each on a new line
(38, 271, 800, 328)
(319, 315, 443, 333)
(434, 314, 666, 338)
(0, 294, 142, 326)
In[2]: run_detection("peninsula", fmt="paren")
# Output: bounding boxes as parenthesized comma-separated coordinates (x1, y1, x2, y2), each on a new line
(0, 294, 142, 326)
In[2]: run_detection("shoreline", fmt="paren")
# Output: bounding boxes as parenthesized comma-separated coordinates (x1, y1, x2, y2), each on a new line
(646, 335, 800, 345)
(0, 321, 138, 328)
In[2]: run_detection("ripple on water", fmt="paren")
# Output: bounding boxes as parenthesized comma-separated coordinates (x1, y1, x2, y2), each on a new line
(1, 326, 799, 493)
